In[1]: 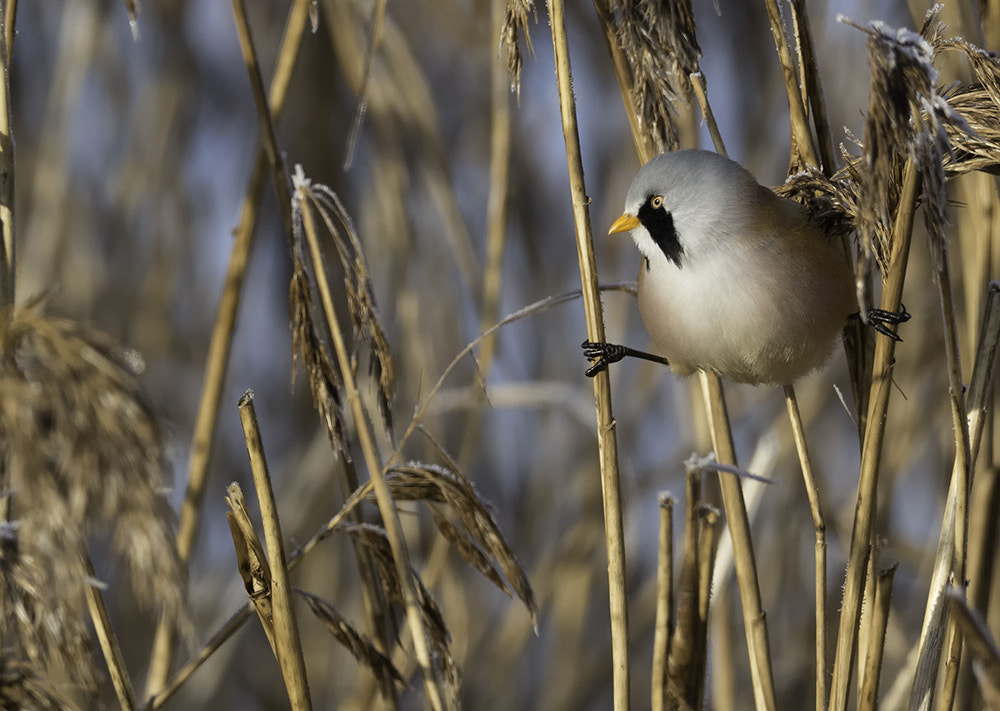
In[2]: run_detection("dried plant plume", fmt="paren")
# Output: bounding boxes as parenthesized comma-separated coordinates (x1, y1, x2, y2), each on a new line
(290, 166, 395, 446)
(610, 0, 701, 152)
(0, 300, 187, 690)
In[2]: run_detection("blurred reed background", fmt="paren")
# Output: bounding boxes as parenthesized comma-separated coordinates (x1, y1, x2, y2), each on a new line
(1, 0, 999, 709)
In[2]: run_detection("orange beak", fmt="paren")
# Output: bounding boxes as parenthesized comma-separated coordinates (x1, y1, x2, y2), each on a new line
(608, 213, 640, 235)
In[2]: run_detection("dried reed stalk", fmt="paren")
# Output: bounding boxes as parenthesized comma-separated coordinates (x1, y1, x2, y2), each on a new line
(237, 394, 312, 710)
(651, 494, 674, 711)
(829, 154, 920, 711)
(3, 1, 15, 65)
(591, 3, 779, 707)
(910, 171, 970, 711)
(293, 175, 444, 710)
(910, 281, 1000, 710)
(666, 470, 702, 710)
(709, 440, 779, 711)
(783, 384, 827, 711)
(698, 371, 776, 711)
(690, 64, 777, 711)
(230, 0, 293, 236)
(858, 565, 896, 711)
(963, 282, 1000, 697)
(695, 504, 720, 711)
(947, 589, 1000, 707)
(591, 0, 646, 156)
(830, 14, 957, 707)
(789, 0, 835, 173)
(82, 552, 137, 711)
(147, 0, 312, 695)
(342, 0, 386, 170)
(762, 0, 818, 171)
(546, 0, 630, 706)
(689, 72, 724, 155)
(226, 483, 276, 653)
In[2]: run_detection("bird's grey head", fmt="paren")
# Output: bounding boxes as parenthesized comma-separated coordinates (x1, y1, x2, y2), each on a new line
(614, 150, 758, 269)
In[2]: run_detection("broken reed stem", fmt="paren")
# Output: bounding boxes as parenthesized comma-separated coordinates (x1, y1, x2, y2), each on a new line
(148, 0, 311, 695)
(548, 0, 630, 706)
(149, 478, 374, 711)
(783, 384, 827, 711)
(0, 1, 13, 310)
(298, 192, 444, 711)
(859, 565, 896, 711)
(83, 549, 138, 711)
(829, 156, 920, 711)
(652, 494, 674, 711)
(238, 392, 312, 710)
(226, 481, 279, 656)
(761, 0, 818, 169)
(668, 471, 702, 710)
(695, 506, 720, 711)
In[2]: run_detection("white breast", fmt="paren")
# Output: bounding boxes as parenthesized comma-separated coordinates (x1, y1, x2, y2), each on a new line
(635, 217, 854, 385)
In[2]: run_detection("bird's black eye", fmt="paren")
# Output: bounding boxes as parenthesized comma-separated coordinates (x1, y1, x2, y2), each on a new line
(650, 196, 664, 209)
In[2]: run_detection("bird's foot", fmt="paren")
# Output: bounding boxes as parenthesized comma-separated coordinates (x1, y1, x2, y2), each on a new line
(581, 340, 670, 377)
(866, 304, 911, 341)
(582, 340, 628, 377)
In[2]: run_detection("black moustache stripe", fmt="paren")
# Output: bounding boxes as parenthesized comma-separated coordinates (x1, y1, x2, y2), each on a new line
(638, 198, 683, 268)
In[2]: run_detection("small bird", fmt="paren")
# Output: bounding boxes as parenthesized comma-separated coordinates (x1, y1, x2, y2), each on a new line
(583, 149, 906, 385)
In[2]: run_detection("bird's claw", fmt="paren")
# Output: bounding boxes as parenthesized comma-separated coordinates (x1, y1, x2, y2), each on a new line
(867, 304, 911, 342)
(581, 340, 627, 377)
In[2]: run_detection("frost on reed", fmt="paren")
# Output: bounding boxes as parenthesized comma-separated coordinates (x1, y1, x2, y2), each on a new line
(290, 166, 395, 446)
(0, 299, 185, 693)
(777, 11, 1000, 271)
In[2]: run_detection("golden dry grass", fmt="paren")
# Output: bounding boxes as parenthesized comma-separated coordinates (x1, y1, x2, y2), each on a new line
(0, 1, 999, 709)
